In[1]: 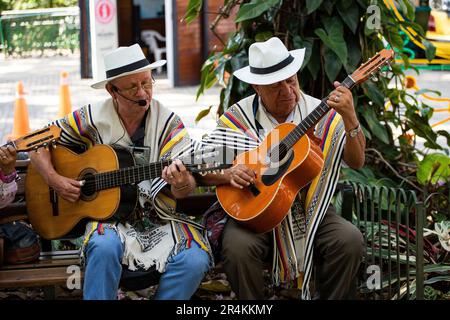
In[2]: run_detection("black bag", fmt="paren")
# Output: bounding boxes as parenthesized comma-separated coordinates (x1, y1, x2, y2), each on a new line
(0, 221, 40, 265)
(120, 265, 161, 291)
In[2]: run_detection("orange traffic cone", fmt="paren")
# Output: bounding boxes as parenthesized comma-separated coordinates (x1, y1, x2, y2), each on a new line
(58, 71, 72, 118)
(7, 81, 31, 141)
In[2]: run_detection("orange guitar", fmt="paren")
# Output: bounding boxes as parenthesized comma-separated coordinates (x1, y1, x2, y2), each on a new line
(216, 49, 395, 233)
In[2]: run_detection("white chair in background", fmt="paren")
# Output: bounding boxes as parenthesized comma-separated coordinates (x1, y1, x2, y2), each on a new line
(141, 30, 166, 73)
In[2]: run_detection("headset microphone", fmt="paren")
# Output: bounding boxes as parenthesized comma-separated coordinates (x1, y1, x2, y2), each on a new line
(113, 86, 147, 107)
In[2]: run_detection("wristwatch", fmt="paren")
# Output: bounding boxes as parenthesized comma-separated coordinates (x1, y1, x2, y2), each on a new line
(346, 124, 361, 138)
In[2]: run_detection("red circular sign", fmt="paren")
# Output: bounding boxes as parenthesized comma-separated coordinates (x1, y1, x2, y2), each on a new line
(95, 0, 115, 24)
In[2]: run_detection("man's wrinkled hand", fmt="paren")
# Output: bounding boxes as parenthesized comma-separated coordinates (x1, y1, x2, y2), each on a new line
(227, 164, 256, 189)
(48, 173, 82, 203)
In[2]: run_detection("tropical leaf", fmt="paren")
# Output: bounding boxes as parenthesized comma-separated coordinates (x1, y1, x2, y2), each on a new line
(422, 39, 437, 61)
(293, 36, 314, 71)
(235, 0, 281, 23)
(306, 0, 323, 14)
(183, 0, 203, 24)
(417, 153, 450, 185)
(424, 275, 450, 285)
(315, 18, 347, 65)
(323, 47, 342, 83)
(337, 1, 359, 33)
(361, 107, 390, 145)
(195, 106, 213, 124)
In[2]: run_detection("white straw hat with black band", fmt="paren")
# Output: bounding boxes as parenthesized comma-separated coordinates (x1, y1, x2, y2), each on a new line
(233, 37, 306, 85)
(91, 43, 166, 89)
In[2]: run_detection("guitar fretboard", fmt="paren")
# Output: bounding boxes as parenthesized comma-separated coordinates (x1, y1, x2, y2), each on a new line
(93, 160, 172, 191)
(281, 76, 356, 149)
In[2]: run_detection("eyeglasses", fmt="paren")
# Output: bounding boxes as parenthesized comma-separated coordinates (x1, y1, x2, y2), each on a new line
(267, 76, 297, 89)
(112, 75, 155, 96)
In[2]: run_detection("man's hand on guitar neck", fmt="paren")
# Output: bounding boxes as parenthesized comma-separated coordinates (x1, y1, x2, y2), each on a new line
(162, 159, 197, 199)
(326, 81, 366, 169)
(0, 145, 17, 175)
(29, 148, 82, 203)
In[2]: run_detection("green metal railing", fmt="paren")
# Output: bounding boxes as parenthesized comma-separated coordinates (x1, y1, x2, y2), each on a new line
(0, 7, 80, 57)
(347, 183, 425, 300)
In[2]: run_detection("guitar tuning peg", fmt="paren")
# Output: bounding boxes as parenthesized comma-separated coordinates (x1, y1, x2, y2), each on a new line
(386, 61, 392, 71)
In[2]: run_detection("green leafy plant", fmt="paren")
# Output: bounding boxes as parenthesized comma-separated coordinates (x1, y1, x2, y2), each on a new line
(185, 0, 449, 190)
(1, 10, 79, 56)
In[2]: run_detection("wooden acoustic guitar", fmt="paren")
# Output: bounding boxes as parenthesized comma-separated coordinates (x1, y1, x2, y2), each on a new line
(2, 125, 61, 152)
(25, 144, 230, 240)
(216, 49, 395, 233)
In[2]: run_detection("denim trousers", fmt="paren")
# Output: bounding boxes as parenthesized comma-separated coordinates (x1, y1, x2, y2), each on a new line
(83, 227, 210, 300)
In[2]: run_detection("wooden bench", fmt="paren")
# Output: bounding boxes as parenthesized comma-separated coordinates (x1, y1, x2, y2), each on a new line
(0, 159, 354, 299)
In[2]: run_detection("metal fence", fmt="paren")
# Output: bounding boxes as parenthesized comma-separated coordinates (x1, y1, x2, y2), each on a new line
(0, 7, 80, 57)
(344, 183, 426, 300)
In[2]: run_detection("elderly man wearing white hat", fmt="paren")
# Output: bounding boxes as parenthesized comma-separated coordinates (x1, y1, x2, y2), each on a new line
(199, 37, 365, 300)
(30, 44, 211, 300)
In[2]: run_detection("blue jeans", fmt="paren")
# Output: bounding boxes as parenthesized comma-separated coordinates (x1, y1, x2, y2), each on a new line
(83, 228, 210, 300)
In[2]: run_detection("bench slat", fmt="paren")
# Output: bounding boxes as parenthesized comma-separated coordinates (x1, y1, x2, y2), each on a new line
(1, 258, 80, 270)
(40, 250, 80, 257)
(0, 267, 84, 288)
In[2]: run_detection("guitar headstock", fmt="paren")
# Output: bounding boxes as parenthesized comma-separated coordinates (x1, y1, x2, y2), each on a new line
(183, 145, 233, 175)
(350, 49, 395, 85)
(9, 125, 62, 152)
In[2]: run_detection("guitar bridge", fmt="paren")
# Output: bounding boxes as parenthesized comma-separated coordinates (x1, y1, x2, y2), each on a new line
(248, 184, 260, 197)
(49, 187, 59, 216)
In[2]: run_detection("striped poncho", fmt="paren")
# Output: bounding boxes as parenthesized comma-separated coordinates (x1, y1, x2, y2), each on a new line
(201, 93, 346, 299)
(52, 98, 210, 273)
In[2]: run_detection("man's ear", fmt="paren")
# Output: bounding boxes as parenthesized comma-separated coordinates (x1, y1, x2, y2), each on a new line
(105, 83, 116, 97)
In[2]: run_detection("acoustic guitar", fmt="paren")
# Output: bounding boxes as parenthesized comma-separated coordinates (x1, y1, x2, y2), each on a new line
(26, 144, 230, 240)
(2, 125, 61, 152)
(216, 49, 395, 233)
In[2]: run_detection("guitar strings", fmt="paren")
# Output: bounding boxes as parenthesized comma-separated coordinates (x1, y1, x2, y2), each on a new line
(80, 160, 206, 193)
(270, 77, 354, 162)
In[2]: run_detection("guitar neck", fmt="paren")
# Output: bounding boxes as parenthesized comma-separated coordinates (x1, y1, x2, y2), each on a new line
(94, 159, 172, 191)
(282, 76, 356, 149)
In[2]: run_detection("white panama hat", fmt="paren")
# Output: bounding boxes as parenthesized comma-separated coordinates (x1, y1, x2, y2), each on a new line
(234, 37, 305, 85)
(91, 43, 166, 89)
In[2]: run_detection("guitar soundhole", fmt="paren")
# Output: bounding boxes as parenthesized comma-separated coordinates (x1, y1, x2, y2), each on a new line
(80, 172, 97, 200)
(269, 143, 288, 164)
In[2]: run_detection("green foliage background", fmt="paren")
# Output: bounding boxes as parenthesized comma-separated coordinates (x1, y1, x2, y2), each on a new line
(186, 0, 450, 196)
(0, 0, 77, 12)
